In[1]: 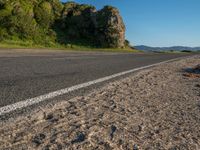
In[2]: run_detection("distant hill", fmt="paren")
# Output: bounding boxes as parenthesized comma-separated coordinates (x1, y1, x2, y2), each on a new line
(135, 45, 200, 51)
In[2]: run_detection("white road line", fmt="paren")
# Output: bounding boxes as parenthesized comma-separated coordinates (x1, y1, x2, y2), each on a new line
(0, 56, 194, 115)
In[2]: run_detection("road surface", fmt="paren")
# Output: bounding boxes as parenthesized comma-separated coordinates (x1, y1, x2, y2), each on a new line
(0, 50, 193, 108)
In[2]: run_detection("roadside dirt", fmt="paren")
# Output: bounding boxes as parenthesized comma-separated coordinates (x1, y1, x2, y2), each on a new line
(0, 56, 199, 150)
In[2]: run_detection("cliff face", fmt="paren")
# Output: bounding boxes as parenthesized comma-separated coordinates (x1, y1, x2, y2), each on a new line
(0, 1, 126, 48)
(95, 6, 125, 48)
(61, 3, 125, 48)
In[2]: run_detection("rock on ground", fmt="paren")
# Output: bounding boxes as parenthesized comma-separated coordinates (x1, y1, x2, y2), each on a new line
(0, 56, 199, 150)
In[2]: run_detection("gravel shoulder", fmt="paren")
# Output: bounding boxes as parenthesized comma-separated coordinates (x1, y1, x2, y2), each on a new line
(0, 56, 200, 150)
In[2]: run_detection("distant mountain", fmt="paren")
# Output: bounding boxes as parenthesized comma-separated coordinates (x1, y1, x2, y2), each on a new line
(135, 45, 200, 51)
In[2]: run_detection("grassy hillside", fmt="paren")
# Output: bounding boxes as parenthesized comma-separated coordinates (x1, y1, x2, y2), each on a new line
(0, 0, 132, 51)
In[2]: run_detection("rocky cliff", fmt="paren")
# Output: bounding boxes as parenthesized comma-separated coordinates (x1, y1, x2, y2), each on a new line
(60, 2, 126, 48)
(95, 6, 125, 48)
(0, 1, 126, 48)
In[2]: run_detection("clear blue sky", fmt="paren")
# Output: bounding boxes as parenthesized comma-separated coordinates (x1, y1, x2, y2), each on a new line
(61, 0, 200, 47)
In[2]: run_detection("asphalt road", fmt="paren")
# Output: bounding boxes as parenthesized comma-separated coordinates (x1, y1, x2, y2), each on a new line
(0, 50, 193, 107)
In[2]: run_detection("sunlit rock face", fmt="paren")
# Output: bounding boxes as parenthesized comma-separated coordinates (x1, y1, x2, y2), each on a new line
(95, 6, 126, 48)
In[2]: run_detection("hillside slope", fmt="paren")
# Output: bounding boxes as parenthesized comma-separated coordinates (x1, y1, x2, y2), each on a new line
(0, 1, 126, 48)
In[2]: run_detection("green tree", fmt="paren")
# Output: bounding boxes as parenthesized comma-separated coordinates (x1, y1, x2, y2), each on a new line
(34, 1, 54, 29)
